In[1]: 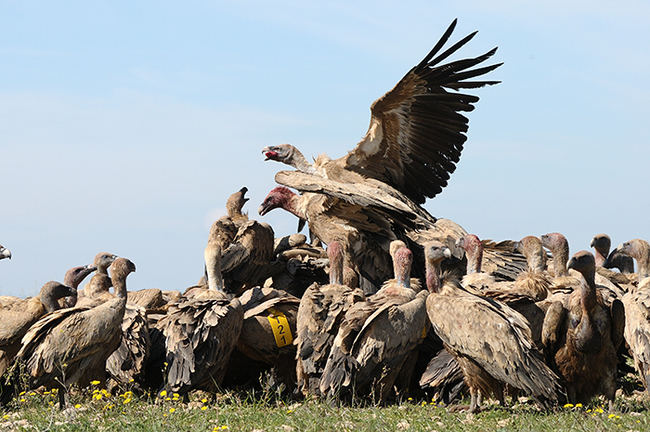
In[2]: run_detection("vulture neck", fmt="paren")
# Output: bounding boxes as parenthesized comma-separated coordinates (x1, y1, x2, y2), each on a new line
(526, 249, 546, 273)
(425, 259, 443, 293)
(205, 247, 224, 292)
(40, 292, 61, 313)
(551, 246, 569, 277)
(636, 245, 650, 281)
(329, 256, 344, 285)
(282, 194, 307, 220)
(113, 275, 128, 299)
(579, 267, 597, 309)
(288, 147, 316, 173)
(594, 247, 608, 267)
(466, 247, 482, 275)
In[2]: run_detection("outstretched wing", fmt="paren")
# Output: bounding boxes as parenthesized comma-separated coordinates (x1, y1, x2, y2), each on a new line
(338, 19, 501, 204)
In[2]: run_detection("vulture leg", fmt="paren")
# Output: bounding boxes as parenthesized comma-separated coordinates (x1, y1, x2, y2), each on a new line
(468, 387, 481, 413)
(57, 383, 68, 409)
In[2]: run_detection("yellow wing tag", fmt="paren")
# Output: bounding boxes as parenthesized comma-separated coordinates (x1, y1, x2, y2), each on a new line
(267, 308, 293, 348)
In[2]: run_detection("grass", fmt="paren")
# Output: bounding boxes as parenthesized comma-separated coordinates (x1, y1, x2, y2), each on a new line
(2, 386, 650, 432)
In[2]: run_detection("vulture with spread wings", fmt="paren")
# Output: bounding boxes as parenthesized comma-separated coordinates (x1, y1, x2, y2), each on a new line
(260, 20, 526, 292)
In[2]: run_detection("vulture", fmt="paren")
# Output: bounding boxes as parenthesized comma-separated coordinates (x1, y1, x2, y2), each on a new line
(425, 241, 561, 412)
(592, 233, 635, 274)
(611, 238, 650, 392)
(13, 258, 136, 408)
(541, 233, 624, 303)
(611, 239, 650, 282)
(295, 241, 365, 397)
(160, 237, 243, 395)
(225, 285, 300, 391)
(259, 20, 527, 293)
(1, 280, 80, 380)
(60, 264, 97, 308)
(541, 251, 625, 409)
(198, 187, 275, 295)
(0, 245, 10, 261)
(319, 241, 429, 403)
(79, 252, 118, 301)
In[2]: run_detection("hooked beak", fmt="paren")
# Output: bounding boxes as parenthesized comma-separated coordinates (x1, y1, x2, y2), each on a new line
(567, 257, 577, 271)
(589, 239, 595, 248)
(262, 146, 278, 161)
(0, 247, 11, 260)
(258, 203, 270, 216)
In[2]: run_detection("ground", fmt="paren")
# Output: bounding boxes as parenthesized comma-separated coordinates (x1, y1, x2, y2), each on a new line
(2, 386, 650, 432)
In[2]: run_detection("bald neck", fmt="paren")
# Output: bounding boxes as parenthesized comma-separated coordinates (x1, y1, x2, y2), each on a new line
(205, 248, 224, 292)
(550, 245, 569, 277)
(425, 259, 442, 293)
(286, 146, 315, 173)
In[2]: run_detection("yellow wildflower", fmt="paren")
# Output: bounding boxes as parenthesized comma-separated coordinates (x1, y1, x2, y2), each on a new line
(19, 398, 26, 403)
(159, 390, 167, 397)
(201, 406, 208, 411)
(74, 404, 82, 409)
(93, 394, 103, 401)
(608, 414, 616, 419)
(2, 414, 9, 420)
(169, 408, 176, 413)
(129, 378, 134, 383)
(563, 403, 574, 408)
(287, 409, 293, 414)
(407, 397, 413, 401)
(123, 398, 132, 404)
(575, 403, 583, 408)
(595, 407, 605, 414)
(201, 398, 208, 403)
(19, 391, 25, 396)
(90, 380, 100, 386)
(165, 397, 171, 401)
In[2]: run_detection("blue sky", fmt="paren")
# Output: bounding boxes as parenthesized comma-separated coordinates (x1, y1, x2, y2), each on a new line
(2, 1, 649, 296)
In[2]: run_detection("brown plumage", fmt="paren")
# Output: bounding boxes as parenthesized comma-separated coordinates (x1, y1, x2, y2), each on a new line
(105, 304, 150, 390)
(611, 239, 650, 392)
(160, 239, 243, 394)
(263, 19, 501, 204)
(592, 233, 635, 274)
(226, 286, 300, 391)
(319, 242, 428, 403)
(1, 281, 77, 380)
(541, 251, 624, 409)
(259, 186, 527, 295)
(79, 252, 118, 301)
(295, 241, 365, 397)
(60, 264, 96, 308)
(226, 186, 250, 227)
(425, 241, 561, 412)
(13, 258, 136, 408)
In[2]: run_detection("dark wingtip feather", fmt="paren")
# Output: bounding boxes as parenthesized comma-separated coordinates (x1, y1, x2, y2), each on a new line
(415, 19, 459, 69)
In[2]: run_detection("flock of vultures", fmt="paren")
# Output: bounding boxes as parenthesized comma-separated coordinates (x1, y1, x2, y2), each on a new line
(2, 20, 649, 415)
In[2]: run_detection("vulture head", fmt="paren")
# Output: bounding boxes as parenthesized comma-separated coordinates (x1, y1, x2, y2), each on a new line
(514, 236, 546, 272)
(424, 241, 452, 293)
(610, 239, 648, 276)
(64, 264, 97, 289)
(226, 187, 249, 217)
(590, 233, 611, 257)
(109, 258, 136, 280)
(540, 232, 569, 255)
(327, 241, 344, 285)
(39, 281, 78, 312)
(94, 252, 119, 272)
(0, 245, 11, 260)
(456, 234, 482, 274)
(611, 239, 649, 262)
(567, 251, 596, 285)
(393, 245, 414, 289)
(262, 144, 298, 163)
(258, 187, 296, 216)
